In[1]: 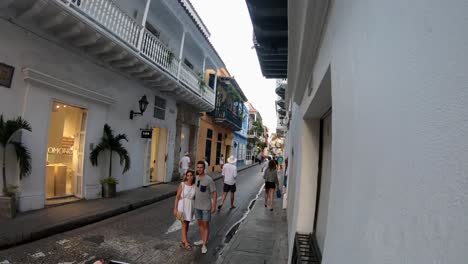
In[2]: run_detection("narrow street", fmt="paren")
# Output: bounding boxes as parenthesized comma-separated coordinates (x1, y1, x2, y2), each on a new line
(0, 165, 264, 264)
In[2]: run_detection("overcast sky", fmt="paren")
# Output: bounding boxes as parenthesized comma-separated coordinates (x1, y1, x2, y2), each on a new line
(190, 0, 278, 132)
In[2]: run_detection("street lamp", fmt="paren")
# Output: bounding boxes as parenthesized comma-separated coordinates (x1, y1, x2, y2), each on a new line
(130, 95, 149, 120)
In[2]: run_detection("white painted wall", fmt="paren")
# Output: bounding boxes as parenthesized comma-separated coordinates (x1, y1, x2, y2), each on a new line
(0, 19, 177, 211)
(287, 0, 468, 263)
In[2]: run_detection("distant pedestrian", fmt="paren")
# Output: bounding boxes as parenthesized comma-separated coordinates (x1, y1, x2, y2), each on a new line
(203, 157, 209, 175)
(277, 155, 284, 170)
(219, 154, 225, 171)
(218, 156, 238, 211)
(173, 169, 196, 251)
(263, 160, 279, 211)
(179, 152, 190, 179)
(193, 161, 217, 254)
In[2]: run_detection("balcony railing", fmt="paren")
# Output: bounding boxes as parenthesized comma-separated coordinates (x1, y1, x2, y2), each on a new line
(65, 0, 212, 104)
(141, 29, 179, 76)
(179, 64, 201, 95)
(70, 0, 141, 48)
(214, 105, 242, 131)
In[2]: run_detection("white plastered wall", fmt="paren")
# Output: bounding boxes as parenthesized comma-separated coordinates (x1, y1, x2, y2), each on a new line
(0, 19, 177, 211)
(288, 0, 468, 263)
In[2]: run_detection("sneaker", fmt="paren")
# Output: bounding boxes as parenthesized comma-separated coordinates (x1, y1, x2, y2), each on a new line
(193, 240, 204, 246)
(201, 244, 208, 254)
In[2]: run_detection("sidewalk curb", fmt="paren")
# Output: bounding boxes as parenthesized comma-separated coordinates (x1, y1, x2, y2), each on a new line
(0, 164, 259, 250)
(0, 191, 177, 250)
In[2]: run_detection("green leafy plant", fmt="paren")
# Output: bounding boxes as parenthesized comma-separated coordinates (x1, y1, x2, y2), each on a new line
(90, 124, 130, 184)
(227, 84, 242, 102)
(252, 120, 264, 135)
(100, 177, 119, 185)
(3, 184, 18, 197)
(167, 51, 175, 65)
(198, 74, 207, 93)
(0, 115, 31, 196)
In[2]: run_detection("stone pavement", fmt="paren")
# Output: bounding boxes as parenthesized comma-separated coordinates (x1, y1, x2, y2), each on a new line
(217, 188, 288, 264)
(0, 164, 257, 250)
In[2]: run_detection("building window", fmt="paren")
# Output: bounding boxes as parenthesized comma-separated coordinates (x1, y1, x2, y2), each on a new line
(215, 132, 222, 164)
(208, 74, 216, 90)
(145, 22, 160, 38)
(154, 96, 166, 120)
(184, 59, 194, 70)
(205, 128, 213, 165)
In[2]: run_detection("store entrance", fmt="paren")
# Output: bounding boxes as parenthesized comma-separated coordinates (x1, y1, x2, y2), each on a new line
(149, 127, 168, 183)
(46, 101, 87, 204)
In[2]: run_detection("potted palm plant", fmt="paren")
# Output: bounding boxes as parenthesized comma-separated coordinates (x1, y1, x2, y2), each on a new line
(0, 115, 31, 218)
(90, 124, 130, 198)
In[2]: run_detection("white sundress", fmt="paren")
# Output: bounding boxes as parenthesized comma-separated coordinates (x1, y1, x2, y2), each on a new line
(177, 182, 195, 221)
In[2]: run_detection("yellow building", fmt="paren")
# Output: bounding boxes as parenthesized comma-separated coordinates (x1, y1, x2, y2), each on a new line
(196, 68, 247, 173)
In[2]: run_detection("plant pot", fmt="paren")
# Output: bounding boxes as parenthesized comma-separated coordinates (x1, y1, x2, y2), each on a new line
(102, 182, 117, 198)
(0, 195, 16, 218)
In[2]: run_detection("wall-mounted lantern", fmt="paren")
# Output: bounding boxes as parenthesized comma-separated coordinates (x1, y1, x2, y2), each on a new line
(130, 95, 149, 120)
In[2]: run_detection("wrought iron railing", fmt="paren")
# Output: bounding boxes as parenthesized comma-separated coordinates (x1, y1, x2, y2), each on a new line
(214, 105, 242, 130)
(292, 233, 321, 264)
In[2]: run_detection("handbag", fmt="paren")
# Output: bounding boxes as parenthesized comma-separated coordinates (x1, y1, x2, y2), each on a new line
(175, 183, 185, 222)
(276, 188, 282, 198)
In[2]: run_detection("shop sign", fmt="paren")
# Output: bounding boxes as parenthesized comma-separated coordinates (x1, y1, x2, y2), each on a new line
(141, 129, 152, 138)
(48, 147, 73, 155)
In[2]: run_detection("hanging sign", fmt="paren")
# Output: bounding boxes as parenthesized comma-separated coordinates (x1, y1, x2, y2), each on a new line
(141, 129, 152, 138)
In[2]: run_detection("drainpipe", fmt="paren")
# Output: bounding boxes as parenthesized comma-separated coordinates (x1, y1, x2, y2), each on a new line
(137, 0, 152, 51)
(177, 31, 186, 79)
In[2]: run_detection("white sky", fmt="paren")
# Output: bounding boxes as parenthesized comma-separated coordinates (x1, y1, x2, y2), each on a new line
(190, 0, 278, 132)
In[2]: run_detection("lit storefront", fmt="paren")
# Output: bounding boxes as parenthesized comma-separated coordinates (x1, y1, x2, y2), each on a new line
(46, 102, 87, 202)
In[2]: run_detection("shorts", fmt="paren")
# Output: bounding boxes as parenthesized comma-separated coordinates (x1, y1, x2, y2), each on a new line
(223, 183, 236, 193)
(195, 209, 211, 221)
(265, 182, 276, 190)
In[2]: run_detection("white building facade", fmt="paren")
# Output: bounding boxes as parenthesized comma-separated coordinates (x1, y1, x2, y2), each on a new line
(0, 0, 224, 212)
(285, 0, 468, 263)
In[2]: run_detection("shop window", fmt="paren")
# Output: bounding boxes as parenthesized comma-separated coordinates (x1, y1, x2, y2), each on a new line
(154, 96, 166, 120)
(46, 102, 87, 199)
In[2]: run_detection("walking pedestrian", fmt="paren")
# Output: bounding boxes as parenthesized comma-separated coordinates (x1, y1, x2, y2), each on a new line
(173, 170, 196, 251)
(263, 160, 279, 211)
(179, 152, 190, 179)
(219, 154, 225, 172)
(218, 155, 237, 211)
(193, 161, 217, 254)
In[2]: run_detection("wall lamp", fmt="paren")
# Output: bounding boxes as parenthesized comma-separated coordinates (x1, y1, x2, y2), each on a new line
(130, 95, 149, 120)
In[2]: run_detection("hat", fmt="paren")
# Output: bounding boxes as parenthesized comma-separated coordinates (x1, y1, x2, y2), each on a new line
(227, 155, 237, 164)
(184, 152, 189, 156)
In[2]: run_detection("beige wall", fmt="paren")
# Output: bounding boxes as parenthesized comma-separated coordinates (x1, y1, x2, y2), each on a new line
(196, 113, 233, 173)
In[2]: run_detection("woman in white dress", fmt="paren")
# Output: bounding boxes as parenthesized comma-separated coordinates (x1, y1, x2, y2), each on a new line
(173, 169, 196, 250)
